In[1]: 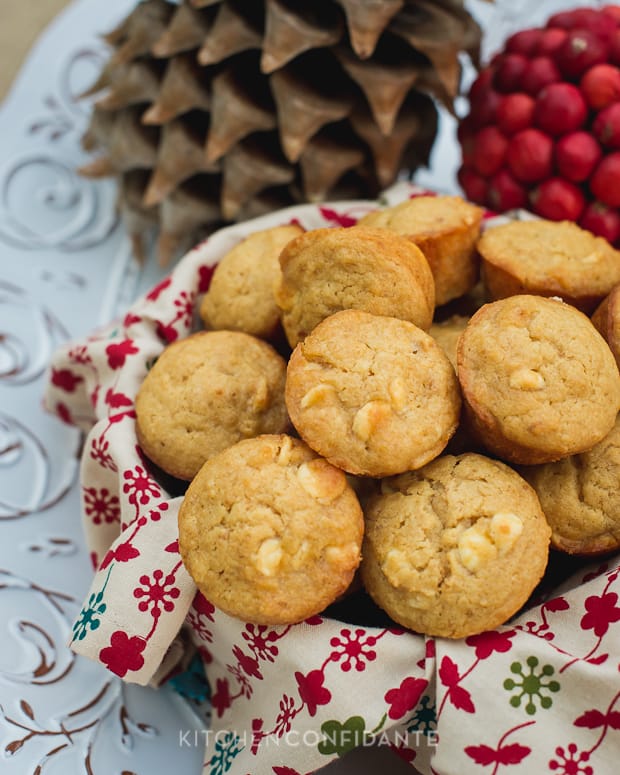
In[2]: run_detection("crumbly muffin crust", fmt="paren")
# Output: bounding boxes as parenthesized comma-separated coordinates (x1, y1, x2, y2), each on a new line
(200, 224, 303, 338)
(361, 453, 551, 638)
(135, 331, 289, 480)
(274, 226, 435, 347)
(521, 414, 620, 556)
(285, 309, 461, 477)
(178, 434, 364, 624)
(357, 194, 484, 305)
(478, 219, 620, 313)
(457, 295, 620, 464)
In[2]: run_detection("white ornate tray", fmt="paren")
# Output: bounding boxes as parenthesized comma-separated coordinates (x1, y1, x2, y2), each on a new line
(0, 1, 604, 773)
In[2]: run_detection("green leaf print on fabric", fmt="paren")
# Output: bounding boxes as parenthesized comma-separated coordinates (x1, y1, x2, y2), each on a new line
(503, 656, 560, 715)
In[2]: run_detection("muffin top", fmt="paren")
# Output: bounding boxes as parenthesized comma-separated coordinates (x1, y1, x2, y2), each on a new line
(521, 413, 620, 556)
(285, 309, 461, 477)
(135, 330, 289, 480)
(361, 453, 551, 638)
(478, 219, 620, 311)
(457, 294, 620, 464)
(357, 194, 483, 237)
(274, 225, 435, 347)
(199, 223, 303, 338)
(178, 434, 364, 624)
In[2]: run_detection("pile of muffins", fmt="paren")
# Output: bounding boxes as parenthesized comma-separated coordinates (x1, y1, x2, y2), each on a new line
(134, 194, 620, 639)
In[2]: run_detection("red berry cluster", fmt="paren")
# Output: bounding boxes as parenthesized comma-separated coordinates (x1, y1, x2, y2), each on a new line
(458, 5, 620, 244)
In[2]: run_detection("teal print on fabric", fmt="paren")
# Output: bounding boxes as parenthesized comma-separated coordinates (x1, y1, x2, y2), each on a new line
(406, 695, 437, 735)
(208, 731, 244, 775)
(503, 656, 560, 715)
(71, 565, 113, 642)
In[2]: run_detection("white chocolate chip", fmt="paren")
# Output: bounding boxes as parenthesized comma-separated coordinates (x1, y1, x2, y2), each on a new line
(255, 537, 283, 576)
(276, 436, 294, 466)
(297, 459, 347, 501)
(388, 378, 408, 413)
(252, 376, 270, 411)
(325, 542, 360, 567)
(352, 400, 391, 441)
(457, 528, 497, 572)
(509, 367, 545, 391)
(300, 383, 336, 408)
(581, 252, 601, 264)
(382, 548, 410, 588)
(490, 512, 523, 553)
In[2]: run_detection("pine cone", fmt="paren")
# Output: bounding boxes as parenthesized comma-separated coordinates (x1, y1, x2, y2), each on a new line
(79, 0, 482, 264)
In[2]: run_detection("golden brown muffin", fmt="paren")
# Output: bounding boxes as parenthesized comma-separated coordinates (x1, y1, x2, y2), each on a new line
(591, 282, 620, 370)
(199, 223, 304, 339)
(520, 414, 620, 556)
(477, 218, 620, 313)
(274, 226, 435, 347)
(361, 453, 551, 638)
(135, 331, 289, 480)
(285, 309, 461, 477)
(178, 434, 364, 624)
(457, 295, 620, 465)
(357, 194, 484, 306)
(429, 313, 470, 370)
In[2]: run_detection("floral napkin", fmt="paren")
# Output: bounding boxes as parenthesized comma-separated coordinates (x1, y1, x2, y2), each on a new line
(43, 182, 620, 775)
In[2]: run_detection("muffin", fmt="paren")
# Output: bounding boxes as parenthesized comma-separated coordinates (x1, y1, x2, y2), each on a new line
(285, 309, 461, 477)
(357, 194, 484, 305)
(178, 434, 364, 624)
(429, 313, 470, 369)
(274, 226, 435, 347)
(361, 453, 551, 638)
(457, 295, 620, 465)
(199, 223, 304, 339)
(520, 413, 620, 556)
(591, 282, 620, 370)
(135, 331, 289, 480)
(477, 218, 620, 313)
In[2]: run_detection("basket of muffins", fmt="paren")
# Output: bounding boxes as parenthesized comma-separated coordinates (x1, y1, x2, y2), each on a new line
(45, 182, 620, 775)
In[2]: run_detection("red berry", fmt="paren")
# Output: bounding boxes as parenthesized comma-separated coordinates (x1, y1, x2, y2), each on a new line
(536, 28, 568, 57)
(591, 152, 620, 206)
(530, 178, 586, 221)
(533, 82, 588, 136)
(580, 201, 620, 243)
(580, 63, 620, 109)
(487, 169, 528, 211)
(496, 93, 535, 135)
(593, 102, 620, 147)
(506, 128, 554, 183)
(493, 54, 528, 93)
(468, 83, 502, 128)
(505, 28, 542, 56)
(555, 131, 603, 182)
(520, 57, 562, 95)
(471, 126, 508, 177)
(547, 10, 588, 30)
(610, 29, 620, 66)
(468, 69, 493, 103)
(457, 166, 488, 205)
(556, 29, 609, 79)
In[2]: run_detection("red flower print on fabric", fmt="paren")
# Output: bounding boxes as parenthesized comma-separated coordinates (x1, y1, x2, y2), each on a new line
(133, 569, 181, 619)
(55, 402, 73, 424)
(99, 630, 146, 678)
(580, 592, 620, 637)
(548, 742, 593, 775)
(274, 695, 296, 737)
(242, 624, 280, 662)
(173, 290, 195, 328)
(105, 339, 139, 369)
(67, 344, 91, 365)
(211, 677, 232, 718)
(123, 465, 161, 506)
(51, 368, 83, 392)
(83, 486, 120, 525)
(193, 593, 215, 621)
(384, 677, 428, 720)
(328, 627, 378, 672)
(89, 436, 117, 471)
(466, 629, 517, 659)
(231, 645, 263, 680)
(294, 670, 331, 717)
(104, 388, 133, 409)
(146, 277, 172, 301)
